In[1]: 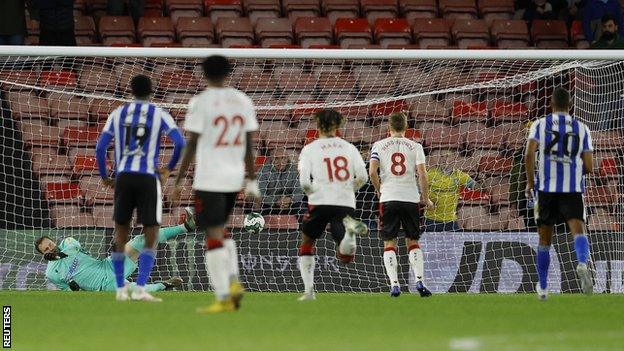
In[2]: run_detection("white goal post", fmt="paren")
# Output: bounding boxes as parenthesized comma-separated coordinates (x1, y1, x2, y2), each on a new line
(0, 47, 622, 294)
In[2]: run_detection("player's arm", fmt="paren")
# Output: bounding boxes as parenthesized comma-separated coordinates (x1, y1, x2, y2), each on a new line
(369, 144, 381, 196)
(243, 96, 261, 199)
(525, 139, 538, 199)
(95, 110, 116, 188)
(581, 127, 594, 175)
(352, 146, 369, 191)
(174, 132, 198, 188)
(416, 146, 434, 209)
(45, 269, 71, 291)
(298, 148, 313, 195)
(161, 111, 186, 173)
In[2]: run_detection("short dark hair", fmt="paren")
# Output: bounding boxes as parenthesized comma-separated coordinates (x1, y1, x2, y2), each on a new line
(551, 87, 571, 110)
(202, 55, 232, 82)
(130, 74, 152, 98)
(389, 112, 407, 132)
(34, 235, 52, 254)
(602, 13, 617, 25)
(314, 108, 345, 133)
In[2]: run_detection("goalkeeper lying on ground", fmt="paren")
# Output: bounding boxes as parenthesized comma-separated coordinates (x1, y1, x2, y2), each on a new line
(34, 207, 196, 292)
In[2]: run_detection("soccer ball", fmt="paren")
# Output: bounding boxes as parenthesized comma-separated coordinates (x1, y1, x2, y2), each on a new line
(243, 212, 265, 234)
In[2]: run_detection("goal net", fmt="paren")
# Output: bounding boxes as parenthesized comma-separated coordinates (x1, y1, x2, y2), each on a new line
(0, 48, 622, 293)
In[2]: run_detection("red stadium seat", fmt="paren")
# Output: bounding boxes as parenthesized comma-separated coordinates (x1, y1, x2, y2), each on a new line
(167, 0, 204, 23)
(571, 20, 589, 49)
(79, 67, 118, 93)
(459, 188, 490, 205)
(424, 125, 462, 149)
(459, 206, 507, 231)
(45, 182, 81, 203)
(93, 206, 114, 227)
(408, 96, 449, 122)
(371, 100, 407, 122)
(62, 127, 100, 148)
(335, 18, 373, 48)
(50, 205, 96, 228)
(361, 0, 400, 24)
(478, 155, 513, 175)
(216, 17, 254, 47)
(490, 19, 529, 48)
(491, 101, 528, 123)
(255, 18, 294, 47)
(264, 215, 299, 229)
(158, 69, 201, 92)
(464, 125, 505, 149)
(277, 70, 318, 91)
(592, 131, 624, 150)
(439, 0, 478, 19)
(356, 65, 398, 93)
(587, 213, 619, 232)
(0, 70, 40, 91)
(599, 158, 618, 178)
(204, 0, 243, 22)
(32, 148, 71, 175)
(585, 184, 617, 207)
(282, 0, 321, 22)
(88, 98, 119, 122)
(99, 16, 135, 45)
(374, 18, 412, 47)
(318, 71, 358, 94)
(237, 69, 279, 93)
(262, 129, 302, 148)
(412, 18, 451, 48)
(452, 19, 490, 49)
(48, 92, 89, 120)
(74, 16, 97, 45)
(138, 17, 175, 46)
(19, 121, 59, 147)
(80, 176, 114, 204)
(73, 154, 105, 174)
(8, 92, 49, 120)
(482, 176, 510, 204)
(294, 17, 333, 47)
(176, 17, 214, 47)
(245, 0, 282, 25)
(531, 20, 569, 48)
(322, 0, 360, 24)
(451, 100, 487, 123)
(400, 0, 438, 22)
(40, 70, 78, 88)
(478, 0, 514, 22)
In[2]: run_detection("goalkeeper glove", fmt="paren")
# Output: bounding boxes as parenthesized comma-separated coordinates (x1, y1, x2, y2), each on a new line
(44, 252, 68, 261)
(244, 179, 261, 199)
(68, 281, 81, 291)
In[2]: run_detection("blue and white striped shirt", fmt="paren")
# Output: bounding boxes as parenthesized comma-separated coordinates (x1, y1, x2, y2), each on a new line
(528, 113, 593, 193)
(96, 101, 185, 178)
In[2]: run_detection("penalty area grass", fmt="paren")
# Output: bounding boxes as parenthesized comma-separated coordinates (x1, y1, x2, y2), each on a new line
(2, 291, 623, 351)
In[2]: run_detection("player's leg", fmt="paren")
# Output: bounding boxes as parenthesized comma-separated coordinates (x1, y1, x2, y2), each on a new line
(196, 192, 236, 313)
(111, 174, 135, 301)
(221, 193, 244, 302)
(561, 194, 592, 295)
(130, 176, 163, 302)
(379, 202, 401, 296)
(535, 192, 555, 300)
(125, 207, 195, 262)
(334, 208, 368, 263)
(403, 202, 431, 297)
(298, 205, 325, 301)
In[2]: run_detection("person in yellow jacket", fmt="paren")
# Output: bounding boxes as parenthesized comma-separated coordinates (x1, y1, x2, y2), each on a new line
(424, 161, 480, 232)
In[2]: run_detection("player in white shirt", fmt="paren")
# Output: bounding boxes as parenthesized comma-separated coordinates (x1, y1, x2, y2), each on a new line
(172, 55, 260, 313)
(369, 113, 434, 298)
(297, 109, 369, 301)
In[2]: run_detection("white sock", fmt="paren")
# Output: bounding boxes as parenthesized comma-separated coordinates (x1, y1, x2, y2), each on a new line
(383, 248, 399, 287)
(223, 238, 240, 283)
(338, 232, 357, 257)
(408, 247, 425, 283)
(298, 255, 315, 294)
(204, 247, 230, 301)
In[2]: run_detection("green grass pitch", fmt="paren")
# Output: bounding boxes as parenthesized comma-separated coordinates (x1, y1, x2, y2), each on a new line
(2, 291, 623, 351)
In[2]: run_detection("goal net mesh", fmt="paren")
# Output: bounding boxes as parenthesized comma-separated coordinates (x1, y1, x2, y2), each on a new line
(0, 51, 623, 293)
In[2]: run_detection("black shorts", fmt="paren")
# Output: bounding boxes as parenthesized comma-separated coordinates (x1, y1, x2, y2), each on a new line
(114, 173, 161, 226)
(536, 191, 585, 226)
(194, 191, 238, 229)
(301, 205, 355, 242)
(379, 201, 422, 241)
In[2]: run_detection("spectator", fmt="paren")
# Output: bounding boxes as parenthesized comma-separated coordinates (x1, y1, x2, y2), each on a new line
(30, 0, 76, 46)
(424, 154, 481, 232)
(583, 0, 624, 43)
(509, 146, 537, 230)
(107, 0, 145, 23)
(520, 0, 557, 21)
(0, 0, 28, 45)
(591, 14, 624, 48)
(257, 148, 303, 215)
